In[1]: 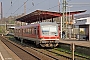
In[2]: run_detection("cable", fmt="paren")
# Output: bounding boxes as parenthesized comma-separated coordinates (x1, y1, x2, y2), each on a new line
(46, 2, 63, 11)
(5, 0, 17, 15)
(47, 5, 58, 10)
(6, 0, 48, 17)
(12, 0, 29, 15)
(67, 0, 72, 2)
(27, 0, 48, 12)
(8, 0, 90, 17)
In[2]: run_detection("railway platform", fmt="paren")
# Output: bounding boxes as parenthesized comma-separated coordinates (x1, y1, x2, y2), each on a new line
(0, 40, 21, 60)
(59, 39, 90, 47)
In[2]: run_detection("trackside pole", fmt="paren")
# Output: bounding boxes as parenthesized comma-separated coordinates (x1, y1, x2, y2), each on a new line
(60, 17, 62, 38)
(70, 43, 75, 60)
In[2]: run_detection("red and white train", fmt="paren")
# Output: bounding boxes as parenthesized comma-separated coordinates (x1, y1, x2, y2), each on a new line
(14, 22, 60, 47)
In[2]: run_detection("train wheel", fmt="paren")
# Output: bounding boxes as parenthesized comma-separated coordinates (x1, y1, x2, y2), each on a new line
(14, 37, 18, 40)
(37, 44, 40, 48)
(35, 42, 40, 48)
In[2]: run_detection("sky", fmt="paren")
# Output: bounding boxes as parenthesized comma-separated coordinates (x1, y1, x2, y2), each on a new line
(0, 0, 90, 18)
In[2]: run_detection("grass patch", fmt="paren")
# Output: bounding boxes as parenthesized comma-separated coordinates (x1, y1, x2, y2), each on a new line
(55, 48, 90, 59)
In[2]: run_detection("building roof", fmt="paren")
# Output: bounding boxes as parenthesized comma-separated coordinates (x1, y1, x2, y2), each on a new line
(75, 14, 90, 19)
(16, 10, 86, 23)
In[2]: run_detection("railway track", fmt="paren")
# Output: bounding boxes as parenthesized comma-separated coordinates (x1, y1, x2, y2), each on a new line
(0, 35, 67, 60)
(19, 38, 88, 60)
(1, 35, 88, 60)
(45, 48, 87, 60)
(9, 37, 67, 60)
(7, 37, 72, 60)
(0, 36, 40, 60)
(53, 48, 90, 60)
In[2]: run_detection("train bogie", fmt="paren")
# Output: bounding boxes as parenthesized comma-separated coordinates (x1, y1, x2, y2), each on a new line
(40, 40, 59, 47)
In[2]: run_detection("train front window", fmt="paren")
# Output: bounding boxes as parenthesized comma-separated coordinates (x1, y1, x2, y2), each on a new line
(41, 25, 58, 36)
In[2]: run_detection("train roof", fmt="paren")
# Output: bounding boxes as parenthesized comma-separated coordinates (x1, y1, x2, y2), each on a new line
(15, 22, 58, 29)
(39, 22, 58, 26)
(15, 23, 39, 29)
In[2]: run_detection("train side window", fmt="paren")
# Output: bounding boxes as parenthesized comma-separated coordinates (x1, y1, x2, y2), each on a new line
(34, 28, 36, 34)
(31, 28, 32, 34)
(16, 29, 18, 33)
(18, 29, 19, 33)
(19, 29, 20, 33)
(29, 28, 31, 34)
(16, 29, 17, 33)
(26, 29, 27, 33)
(24, 29, 26, 33)
(32, 28, 34, 34)
(27, 28, 30, 34)
(15, 29, 16, 33)
(30, 28, 32, 34)
(17, 29, 18, 33)
(23, 29, 25, 33)
(25, 29, 27, 33)
(26, 29, 28, 33)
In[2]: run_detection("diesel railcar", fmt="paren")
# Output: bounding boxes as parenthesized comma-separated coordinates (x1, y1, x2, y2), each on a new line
(14, 22, 60, 47)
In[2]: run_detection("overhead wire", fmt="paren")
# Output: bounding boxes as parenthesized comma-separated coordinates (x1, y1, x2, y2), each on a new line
(46, 0, 90, 12)
(12, 0, 29, 15)
(8, 0, 62, 16)
(7, 0, 90, 17)
(5, 0, 17, 15)
(67, 0, 72, 3)
(47, 5, 59, 10)
(7, 0, 48, 17)
(27, 0, 48, 12)
(46, 0, 62, 11)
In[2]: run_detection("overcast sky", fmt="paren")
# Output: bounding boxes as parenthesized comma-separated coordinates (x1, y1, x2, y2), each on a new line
(0, 0, 90, 17)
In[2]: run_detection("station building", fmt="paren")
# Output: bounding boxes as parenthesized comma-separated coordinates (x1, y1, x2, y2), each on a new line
(74, 14, 90, 40)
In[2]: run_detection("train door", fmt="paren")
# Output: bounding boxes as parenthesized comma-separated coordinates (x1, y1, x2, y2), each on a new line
(34, 27, 38, 38)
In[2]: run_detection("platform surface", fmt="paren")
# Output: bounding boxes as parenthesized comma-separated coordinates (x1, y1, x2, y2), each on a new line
(60, 39, 90, 47)
(0, 40, 21, 60)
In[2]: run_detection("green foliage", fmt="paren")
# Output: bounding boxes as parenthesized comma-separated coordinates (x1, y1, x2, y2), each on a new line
(56, 48, 90, 59)
(0, 26, 5, 33)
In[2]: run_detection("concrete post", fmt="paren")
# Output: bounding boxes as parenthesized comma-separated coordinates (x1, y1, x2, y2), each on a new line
(89, 25, 90, 41)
